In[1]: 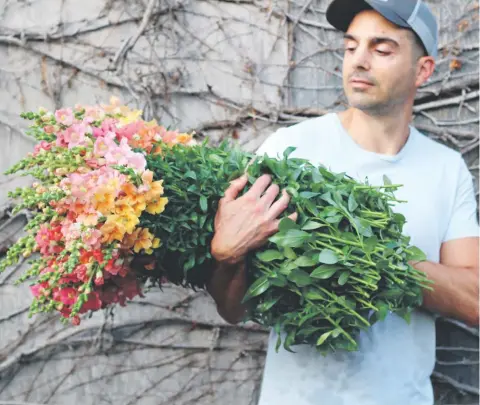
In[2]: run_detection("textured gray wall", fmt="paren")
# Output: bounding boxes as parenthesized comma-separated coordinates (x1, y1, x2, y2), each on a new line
(0, 1, 478, 404)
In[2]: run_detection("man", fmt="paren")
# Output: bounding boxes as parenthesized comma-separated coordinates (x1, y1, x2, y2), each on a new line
(207, 0, 479, 404)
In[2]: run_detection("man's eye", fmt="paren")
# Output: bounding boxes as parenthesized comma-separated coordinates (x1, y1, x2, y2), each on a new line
(345, 47, 356, 52)
(376, 49, 390, 55)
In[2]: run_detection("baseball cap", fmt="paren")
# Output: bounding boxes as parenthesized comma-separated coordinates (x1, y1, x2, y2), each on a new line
(326, 0, 439, 58)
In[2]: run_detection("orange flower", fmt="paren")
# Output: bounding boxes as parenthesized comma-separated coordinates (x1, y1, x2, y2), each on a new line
(122, 228, 140, 249)
(100, 217, 127, 243)
(175, 133, 193, 144)
(146, 197, 168, 215)
(121, 182, 137, 198)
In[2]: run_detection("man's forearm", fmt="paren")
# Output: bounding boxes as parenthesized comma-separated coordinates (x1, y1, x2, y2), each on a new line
(414, 260, 479, 326)
(207, 258, 249, 324)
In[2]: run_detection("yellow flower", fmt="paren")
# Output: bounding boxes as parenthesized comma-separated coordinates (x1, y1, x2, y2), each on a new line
(133, 228, 154, 253)
(114, 199, 136, 216)
(118, 212, 140, 234)
(146, 197, 168, 215)
(118, 109, 143, 126)
(93, 187, 116, 215)
(145, 180, 164, 202)
(132, 200, 147, 216)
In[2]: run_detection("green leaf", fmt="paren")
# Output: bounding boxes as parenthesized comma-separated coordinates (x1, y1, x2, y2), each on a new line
(348, 193, 358, 212)
(364, 236, 378, 253)
(269, 229, 311, 248)
(331, 328, 342, 338)
(407, 246, 427, 262)
(257, 296, 280, 312)
(256, 249, 284, 262)
(270, 274, 288, 287)
(209, 154, 224, 165)
(279, 217, 299, 232)
(294, 256, 316, 267)
(299, 191, 321, 199)
(301, 221, 324, 231)
(312, 168, 323, 183)
(283, 246, 297, 260)
(243, 276, 270, 301)
(383, 174, 392, 185)
(184, 255, 195, 271)
(318, 249, 339, 264)
(304, 288, 326, 301)
(338, 271, 350, 286)
(325, 215, 343, 224)
(310, 264, 338, 279)
(317, 331, 332, 346)
(199, 195, 208, 213)
(287, 269, 312, 287)
(376, 301, 389, 321)
(185, 170, 197, 180)
(283, 146, 296, 159)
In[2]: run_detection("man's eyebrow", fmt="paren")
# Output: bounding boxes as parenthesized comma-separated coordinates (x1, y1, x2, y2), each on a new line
(343, 33, 400, 47)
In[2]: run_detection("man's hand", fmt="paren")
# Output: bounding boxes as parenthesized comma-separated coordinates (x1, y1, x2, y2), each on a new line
(211, 174, 297, 265)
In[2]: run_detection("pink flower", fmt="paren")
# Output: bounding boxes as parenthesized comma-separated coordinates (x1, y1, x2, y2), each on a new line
(54, 287, 78, 306)
(92, 118, 117, 138)
(62, 221, 81, 241)
(82, 228, 102, 249)
(127, 152, 146, 172)
(56, 132, 68, 148)
(44, 125, 56, 134)
(30, 282, 49, 298)
(93, 132, 116, 157)
(116, 121, 142, 142)
(77, 208, 101, 227)
(63, 123, 92, 149)
(74, 264, 90, 283)
(33, 141, 52, 156)
(55, 108, 74, 126)
(35, 224, 50, 254)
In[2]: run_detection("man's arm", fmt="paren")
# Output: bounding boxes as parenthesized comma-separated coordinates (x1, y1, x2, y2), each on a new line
(414, 236, 479, 326)
(207, 258, 248, 324)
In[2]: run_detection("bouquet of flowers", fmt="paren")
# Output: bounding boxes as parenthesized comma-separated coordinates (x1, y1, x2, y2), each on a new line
(0, 98, 432, 353)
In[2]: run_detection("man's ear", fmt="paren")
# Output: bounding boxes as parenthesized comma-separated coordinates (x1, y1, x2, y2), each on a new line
(415, 57, 436, 88)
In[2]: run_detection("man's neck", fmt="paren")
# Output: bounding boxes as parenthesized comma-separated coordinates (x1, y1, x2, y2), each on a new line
(338, 108, 413, 156)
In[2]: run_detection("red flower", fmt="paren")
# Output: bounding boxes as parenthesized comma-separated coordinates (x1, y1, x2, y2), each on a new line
(53, 287, 78, 306)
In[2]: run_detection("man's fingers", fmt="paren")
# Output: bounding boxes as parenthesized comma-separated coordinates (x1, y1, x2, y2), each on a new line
(246, 174, 272, 199)
(288, 211, 298, 222)
(260, 183, 280, 207)
(267, 189, 291, 220)
(222, 175, 248, 202)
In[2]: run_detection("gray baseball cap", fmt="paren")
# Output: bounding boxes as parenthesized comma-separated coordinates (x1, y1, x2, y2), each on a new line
(326, 0, 439, 58)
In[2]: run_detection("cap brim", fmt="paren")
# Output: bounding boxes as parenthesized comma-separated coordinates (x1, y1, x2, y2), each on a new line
(326, 0, 410, 32)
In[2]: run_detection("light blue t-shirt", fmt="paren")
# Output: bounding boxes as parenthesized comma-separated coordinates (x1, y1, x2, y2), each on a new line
(254, 113, 479, 405)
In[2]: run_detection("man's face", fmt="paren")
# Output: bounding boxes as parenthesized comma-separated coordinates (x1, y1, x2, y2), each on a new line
(342, 10, 419, 115)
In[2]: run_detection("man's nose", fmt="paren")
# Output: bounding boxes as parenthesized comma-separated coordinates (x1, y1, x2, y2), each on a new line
(351, 46, 371, 71)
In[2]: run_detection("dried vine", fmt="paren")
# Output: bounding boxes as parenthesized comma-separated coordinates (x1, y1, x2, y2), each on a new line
(0, 0, 478, 404)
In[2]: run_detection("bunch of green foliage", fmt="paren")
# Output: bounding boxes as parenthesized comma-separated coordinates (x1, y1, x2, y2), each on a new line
(138, 141, 432, 353)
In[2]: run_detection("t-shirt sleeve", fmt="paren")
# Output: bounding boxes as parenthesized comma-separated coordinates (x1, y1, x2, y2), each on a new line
(443, 157, 479, 242)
